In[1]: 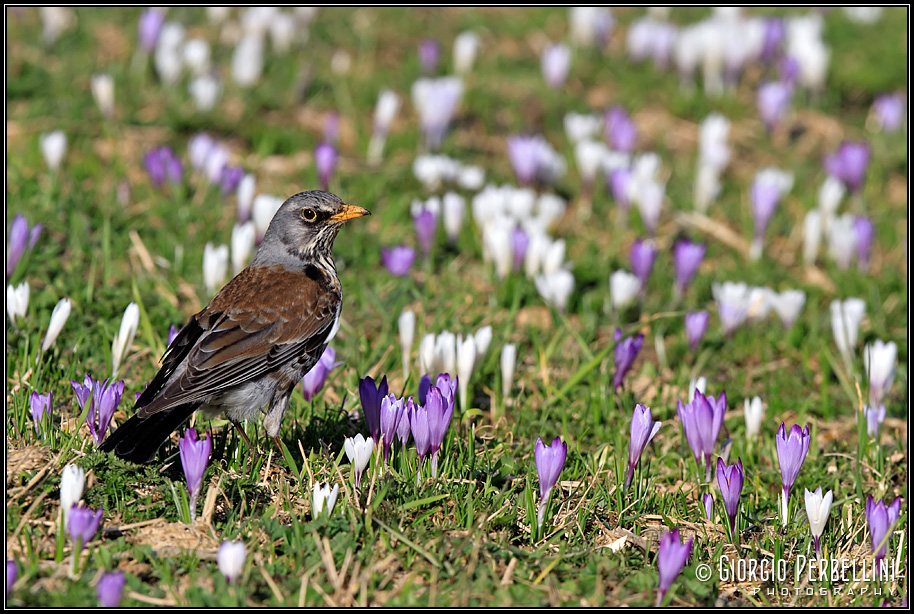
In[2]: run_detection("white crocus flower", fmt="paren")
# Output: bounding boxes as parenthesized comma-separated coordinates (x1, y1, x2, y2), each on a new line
(154, 22, 185, 85)
(40, 7, 76, 45)
(90, 74, 115, 119)
(42, 297, 72, 351)
(830, 298, 866, 370)
(435, 331, 457, 378)
(7, 282, 30, 327)
(111, 302, 140, 378)
(231, 35, 264, 87)
(688, 376, 706, 403)
(398, 309, 416, 380)
(500, 343, 517, 399)
(564, 112, 602, 143)
(456, 334, 477, 412)
(418, 333, 436, 376)
(269, 11, 296, 53)
(368, 90, 400, 163)
(744, 396, 764, 439)
(484, 222, 513, 279)
(453, 31, 479, 75)
(610, 270, 641, 311)
(828, 214, 856, 270)
(575, 140, 609, 190)
(311, 482, 339, 518)
(344, 434, 374, 490)
(457, 165, 484, 190)
(182, 38, 211, 76)
(745, 286, 775, 323)
(713, 281, 750, 335)
(236, 174, 256, 223)
(39, 131, 67, 172)
(217, 540, 246, 583)
(441, 192, 465, 243)
(203, 243, 229, 294)
(804, 487, 834, 556)
(863, 340, 897, 406)
(771, 289, 805, 328)
(230, 222, 256, 274)
(473, 325, 492, 363)
(803, 210, 823, 265)
(252, 194, 283, 239)
(817, 177, 845, 217)
(189, 75, 221, 112)
(60, 463, 86, 529)
(535, 269, 574, 312)
(542, 239, 566, 276)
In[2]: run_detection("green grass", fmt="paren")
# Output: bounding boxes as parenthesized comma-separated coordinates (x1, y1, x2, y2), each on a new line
(6, 6, 908, 607)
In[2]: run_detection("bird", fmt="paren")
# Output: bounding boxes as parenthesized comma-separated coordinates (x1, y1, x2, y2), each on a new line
(100, 190, 370, 463)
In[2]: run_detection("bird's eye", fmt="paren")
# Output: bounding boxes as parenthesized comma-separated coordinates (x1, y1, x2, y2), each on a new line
(301, 208, 317, 222)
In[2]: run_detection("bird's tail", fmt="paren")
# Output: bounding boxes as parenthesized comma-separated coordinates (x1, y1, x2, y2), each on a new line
(99, 404, 198, 464)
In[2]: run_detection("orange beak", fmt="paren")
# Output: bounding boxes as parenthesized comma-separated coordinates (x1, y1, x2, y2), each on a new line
(331, 204, 371, 222)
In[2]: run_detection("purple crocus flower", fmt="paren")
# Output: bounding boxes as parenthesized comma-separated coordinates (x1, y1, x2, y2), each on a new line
(435, 372, 458, 403)
(413, 209, 437, 257)
(358, 375, 388, 442)
(28, 223, 44, 250)
(757, 81, 793, 131)
(534, 436, 567, 531)
(68, 505, 103, 550)
(655, 528, 693, 607)
(779, 56, 799, 85)
(605, 106, 637, 153)
(716, 457, 744, 534)
(414, 77, 463, 150)
(97, 571, 126, 607)
(396, 398, 412, 452)
(750, 175, 782, 244)
(866, 496, 902, 569)
(872, 93, 905, 132)
(629, 239, 657, 289)
(541, 43, 572, 89)
(314, 142, 338, 191)
(824, 141, 870, 194)
(677, 390, 727, 482)
(684, 311, 709, 353)
(7, 214, 29, 278)
(854, 216, 875, 272)
(625, 404, 661, 490)
(409, 398, 431, 465)
(760, 17, 785, 63)
(70, 374, 95, 412)
(187, 133, 215, 172)
(609, 168, 632, 211)
(6, 559, 17, 593)
(418, 38, 440, 75)
(167, 324, 179, 346)
(178, 428, 212, 522)
(672, 239, 705, 301)
(863, 404, 886, 438)
(30, 391, 53, 430)
(379, 394, 405, 463)
(323, 112, 340, 144)
(612, 328, 643, 391)
(144, 146, 183, 188)
(775, 422, 811, 527)
(417, 373, 432, 406)
(137, 8, 165, 53)
(426, 384, 455, 478)
(301, 346, 338, 402)
(220, 166, 244, 195)
(380, 245, 416, 277)
(702, 493, 714, 521)
(507, 135, 541, 186)
(86, 379, 124, 447)
(512, 227, 529, 273)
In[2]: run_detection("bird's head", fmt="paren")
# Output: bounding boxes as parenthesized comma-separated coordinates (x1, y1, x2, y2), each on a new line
(255, 191, 370, 266)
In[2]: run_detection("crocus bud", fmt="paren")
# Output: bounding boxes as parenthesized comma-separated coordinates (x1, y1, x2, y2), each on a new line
(232, 35, 264, 87)
(500, 343, 517, 399)
(6, 282, 29, 327)
(625, 404, 661, 490)
(111, 303, 139, 378)
(541, 43, 571, 88)
(744, 396, 764, 439)
(684, 311, 709, 353)
(217, 540, 246, 583)
(178, 429, 212, 522)
(398, 309, 416, 379)
(68, 505, 103, 551)
(534, 269, 574, 312)
(771, 289, 805, 328)
(60, 463, 85, 529)
(456, 334, 476, 412)
(655, 529, 693, 607)
(189, 75, 221, 112)
(863, 340, 897, 407)
(252, 194, 283, 240)
(97, 571, 126, 607)
(610, 270, 641, 311)
(236, 174, 256, 224)
(40, 297, 71, 352)
(802, 210, 823, 265)
(314, 142, 337, 191)
(230, 222, 256, 275)
(90, 74, 115, 119)
(453, 31, 479, 75)
(441, 192, 465, 243)
(381, 245, 416, 277)
(202, 243, 229, 294)
(473, 326, 492, 364)
(534, 436, 567, 532)
(829, 298, 866, 370)
(40, 131, 67, 172)
(776, 422, 811, 527)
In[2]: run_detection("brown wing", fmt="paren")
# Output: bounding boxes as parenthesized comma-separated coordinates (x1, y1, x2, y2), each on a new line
(137, 264, 340, 418)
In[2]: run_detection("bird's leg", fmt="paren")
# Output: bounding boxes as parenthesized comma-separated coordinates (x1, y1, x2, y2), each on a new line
(230, 419, 260, 468)
(272, 436, 285, 456)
